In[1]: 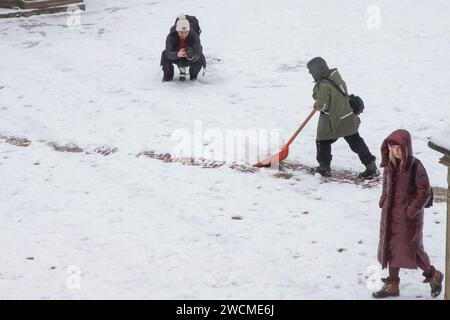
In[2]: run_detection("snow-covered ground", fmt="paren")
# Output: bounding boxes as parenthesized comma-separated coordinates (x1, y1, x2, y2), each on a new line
(431, 127, 450, 152)
(0, 0, 449, 299)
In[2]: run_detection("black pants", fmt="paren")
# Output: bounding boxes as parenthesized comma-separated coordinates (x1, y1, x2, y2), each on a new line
(160, 50, 203, 80)
(316, 132, 375, 167)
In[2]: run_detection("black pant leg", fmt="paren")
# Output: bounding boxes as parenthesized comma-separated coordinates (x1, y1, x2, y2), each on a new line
(161, 50, 175, 80)
(188, 59, 203, 77)
(161, 50, 175, 67)
(316, 139, 337, 166)
(343, 132, 376, 166)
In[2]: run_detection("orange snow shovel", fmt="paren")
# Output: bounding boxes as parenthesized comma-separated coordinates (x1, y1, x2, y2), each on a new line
(254, 107, 317, 167)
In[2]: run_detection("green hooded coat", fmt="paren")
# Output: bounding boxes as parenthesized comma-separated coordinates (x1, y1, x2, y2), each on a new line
(309, 64, 360, 140)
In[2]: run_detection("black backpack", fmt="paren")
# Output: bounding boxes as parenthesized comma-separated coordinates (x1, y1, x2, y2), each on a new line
(323, 78, 365, 115)
(174, 15, 202, 36)
(408, 159, 434, 208)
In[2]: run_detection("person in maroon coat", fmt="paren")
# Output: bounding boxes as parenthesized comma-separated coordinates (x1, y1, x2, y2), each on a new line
(373, 129, 443, 298)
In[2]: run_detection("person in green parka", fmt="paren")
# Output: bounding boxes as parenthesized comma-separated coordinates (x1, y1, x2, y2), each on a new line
(307, 57, 379, 179)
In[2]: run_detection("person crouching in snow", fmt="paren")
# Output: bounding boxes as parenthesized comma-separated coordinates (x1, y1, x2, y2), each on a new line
(373, 129, 443, 298)
(161, 14, 206, 82)
(306, 57, 379, 179)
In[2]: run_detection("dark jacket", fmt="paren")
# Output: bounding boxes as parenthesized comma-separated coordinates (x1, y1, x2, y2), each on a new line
(164, 26, 206, 67)
(377, 129, 431, 269)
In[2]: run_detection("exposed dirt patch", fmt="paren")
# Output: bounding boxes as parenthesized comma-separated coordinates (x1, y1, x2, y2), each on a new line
(281, 162, 382, 188)
(92, 146, 118, 156)
(433, 187, 447, 204)
(141, 152, 382, 187)
(1, 137, 448, 197)
(0, 135, 31, 147)
(138, 151, 258, 173)
(273, 172, 294, 179)
(48, 142, 84, 153)
(140, 152, 382, 188)
(229, 163, 258, 173)
(139, 151, 225, 168)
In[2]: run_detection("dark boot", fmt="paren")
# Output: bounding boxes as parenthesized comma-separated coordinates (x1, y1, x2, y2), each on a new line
(372, 277, 400, 298)
(423, 266, 443, 298)
(359, 161, 380, 180)
(161, 50, 174, 82)
(310, 163, 331, 177)
(189, 61, 202, 80)
(162, 65, 174, 82)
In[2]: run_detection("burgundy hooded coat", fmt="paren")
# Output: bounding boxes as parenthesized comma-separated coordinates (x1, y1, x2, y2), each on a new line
(377, 129, 432, 269)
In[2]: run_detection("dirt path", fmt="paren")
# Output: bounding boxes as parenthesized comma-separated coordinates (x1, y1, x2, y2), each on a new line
(1, 134, 447, 203)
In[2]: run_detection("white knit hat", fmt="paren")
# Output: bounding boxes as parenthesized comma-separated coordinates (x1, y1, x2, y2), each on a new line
(176, 15, 190, 32)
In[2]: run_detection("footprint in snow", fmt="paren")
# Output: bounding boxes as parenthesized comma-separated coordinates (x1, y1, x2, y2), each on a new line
(30, 31, 46, 37)
(19, 41, 40, 49)
(97, 28, 107, 36)
(104, 7, 129, 13)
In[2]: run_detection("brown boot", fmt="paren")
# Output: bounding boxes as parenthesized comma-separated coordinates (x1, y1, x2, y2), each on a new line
(423, 266, 443, 298)
(372, 277, 400, 298)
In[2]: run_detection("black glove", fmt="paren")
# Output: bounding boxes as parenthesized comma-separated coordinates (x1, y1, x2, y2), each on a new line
(185, 47, 195, 61)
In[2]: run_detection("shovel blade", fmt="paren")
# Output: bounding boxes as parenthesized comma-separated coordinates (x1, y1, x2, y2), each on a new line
(254, 145, 289, 168)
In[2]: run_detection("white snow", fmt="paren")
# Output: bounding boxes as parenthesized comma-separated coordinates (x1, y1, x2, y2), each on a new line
(431, 125, 450, 152)
(0, 0, 449, 299)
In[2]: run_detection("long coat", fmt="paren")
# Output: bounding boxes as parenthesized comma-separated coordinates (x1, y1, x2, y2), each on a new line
(312, 69, 360, 141)
(377, 129, 431, 269)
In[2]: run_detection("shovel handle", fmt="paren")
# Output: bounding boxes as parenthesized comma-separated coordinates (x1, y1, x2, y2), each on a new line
(286, 107, 317, 147)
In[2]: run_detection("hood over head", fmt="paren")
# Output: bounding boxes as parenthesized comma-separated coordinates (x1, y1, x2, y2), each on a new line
(307, 57, 331, 82)
(380, 129, 413, 169)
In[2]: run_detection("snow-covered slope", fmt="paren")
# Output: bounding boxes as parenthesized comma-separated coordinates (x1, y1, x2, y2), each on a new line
(0, 0, 448, 299)
(431, 127, 450, 152)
